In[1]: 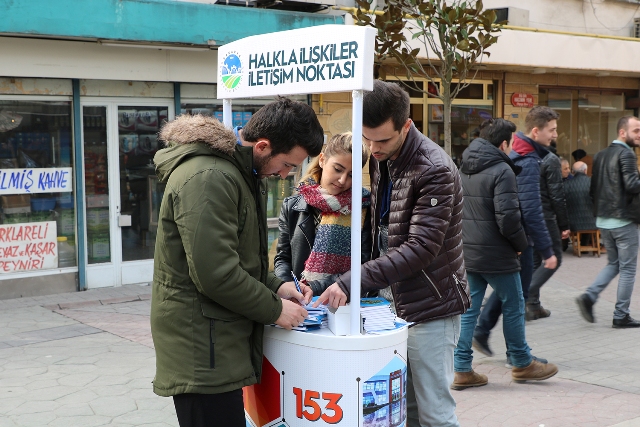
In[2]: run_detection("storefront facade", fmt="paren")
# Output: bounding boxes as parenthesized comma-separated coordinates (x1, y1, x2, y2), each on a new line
(0, 1, 342, 299)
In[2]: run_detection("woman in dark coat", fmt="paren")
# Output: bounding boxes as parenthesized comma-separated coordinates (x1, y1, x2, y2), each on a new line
(275, 132, 372, 296)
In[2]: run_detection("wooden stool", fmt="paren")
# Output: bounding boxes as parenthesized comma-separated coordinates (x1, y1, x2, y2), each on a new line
(571, 230, 601, 257)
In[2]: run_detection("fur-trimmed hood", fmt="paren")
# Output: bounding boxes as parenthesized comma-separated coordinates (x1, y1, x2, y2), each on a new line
(158, 114, 236, 155)
(154, 114, 248, 183)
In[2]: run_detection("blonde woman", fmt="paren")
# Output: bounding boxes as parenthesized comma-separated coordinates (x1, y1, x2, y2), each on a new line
(274, 132, 371, 296)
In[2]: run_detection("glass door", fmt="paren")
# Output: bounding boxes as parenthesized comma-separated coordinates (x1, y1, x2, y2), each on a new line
(82, 101, 172, 288)
(116, 104, 170, 285)
(83, 104, 118, 288)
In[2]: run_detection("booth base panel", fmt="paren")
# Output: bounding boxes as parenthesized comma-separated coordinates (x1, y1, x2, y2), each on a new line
(245, 327, 408, 427)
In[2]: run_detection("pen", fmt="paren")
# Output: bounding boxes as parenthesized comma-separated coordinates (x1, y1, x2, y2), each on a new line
(291, 271, 303, 294)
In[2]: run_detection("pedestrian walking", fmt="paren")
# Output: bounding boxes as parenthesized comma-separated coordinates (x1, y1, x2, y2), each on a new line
(453, 118, 558, 390)
(473, 106, 559, 357)
(577, 116, 640, 328)
(527, 141, 570, 320)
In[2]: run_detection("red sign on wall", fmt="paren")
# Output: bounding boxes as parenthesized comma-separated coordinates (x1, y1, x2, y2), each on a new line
(511, 93, 535, 108)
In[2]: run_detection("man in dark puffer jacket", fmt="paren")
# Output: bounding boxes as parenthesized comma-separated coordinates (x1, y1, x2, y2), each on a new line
(474, 106, 559, 357)
(527, 142, 571, 320)
(453, 118, 558, 390)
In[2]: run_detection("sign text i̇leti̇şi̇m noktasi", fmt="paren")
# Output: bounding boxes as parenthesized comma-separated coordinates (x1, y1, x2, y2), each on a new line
(248, 41, 360, 86)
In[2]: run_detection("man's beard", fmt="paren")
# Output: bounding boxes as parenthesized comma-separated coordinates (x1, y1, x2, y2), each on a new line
(625, 134, 639, 148)
(254, 153, 273, 178)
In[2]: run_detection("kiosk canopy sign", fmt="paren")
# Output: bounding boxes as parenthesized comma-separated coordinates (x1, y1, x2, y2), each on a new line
(217, 25, 375, 99)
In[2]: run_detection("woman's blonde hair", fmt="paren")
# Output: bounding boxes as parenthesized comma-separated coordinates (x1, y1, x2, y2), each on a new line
(299, 132, 370, 185)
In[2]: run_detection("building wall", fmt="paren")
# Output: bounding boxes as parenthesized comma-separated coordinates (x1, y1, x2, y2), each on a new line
(503, 72, 639, 130)
(483, 0, 640, 37)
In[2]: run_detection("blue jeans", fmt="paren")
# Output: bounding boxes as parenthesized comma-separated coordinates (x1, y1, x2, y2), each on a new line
(455, 272, 532, 371)
(475, 245, 534, 338)
(406, 316, 460, 427)
(585, 223, 639, 320)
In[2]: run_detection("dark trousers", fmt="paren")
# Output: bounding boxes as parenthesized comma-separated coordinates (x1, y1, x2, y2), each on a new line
(173, 391, 245, 427)
(475, 245, 534, 338)
(529, 219, 563, 307)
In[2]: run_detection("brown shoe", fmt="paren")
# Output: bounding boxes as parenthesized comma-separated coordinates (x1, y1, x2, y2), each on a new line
(512, 360, 558, 382)
(450, 370, 488, 390)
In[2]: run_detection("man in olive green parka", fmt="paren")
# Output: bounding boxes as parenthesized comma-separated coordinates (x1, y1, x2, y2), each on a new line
(151, 99, 323, 427)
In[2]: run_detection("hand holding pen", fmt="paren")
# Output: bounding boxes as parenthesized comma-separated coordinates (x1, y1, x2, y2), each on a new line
(275, 272, 313, 305)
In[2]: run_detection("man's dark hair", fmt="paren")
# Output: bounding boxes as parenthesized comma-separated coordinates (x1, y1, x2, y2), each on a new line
(242, 96, 323, 157)
(363, 80, 410, 131)
(479, 118, 516, 148)
(617, 115, 639, 133)
(524, 106, 559, 133)
(471, 127, 480, 138)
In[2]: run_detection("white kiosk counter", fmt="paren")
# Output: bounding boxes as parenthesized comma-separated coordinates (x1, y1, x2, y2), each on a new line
(244, 326, 408, 427)
(217, 24, 409, 427)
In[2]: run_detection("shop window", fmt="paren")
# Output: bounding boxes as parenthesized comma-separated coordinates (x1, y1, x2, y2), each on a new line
(387, 80, 424, 99)
(0, 100, 76, 272)
(540, 88, 632, 165)
(455, 84, 484, 100)
(427, 104, 493, 166)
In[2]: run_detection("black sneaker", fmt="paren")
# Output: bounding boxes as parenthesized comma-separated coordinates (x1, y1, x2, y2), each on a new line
(472, 334, 493, 357)
(612, 315, 640, 328)
(576, 294, 595, 323)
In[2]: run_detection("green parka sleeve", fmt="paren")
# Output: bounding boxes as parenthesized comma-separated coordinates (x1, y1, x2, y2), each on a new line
(174, 168, 282, 325)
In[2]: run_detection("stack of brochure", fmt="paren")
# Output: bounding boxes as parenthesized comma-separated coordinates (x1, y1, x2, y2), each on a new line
(273, 297, 328, 332)
(360, 297, 396, 333)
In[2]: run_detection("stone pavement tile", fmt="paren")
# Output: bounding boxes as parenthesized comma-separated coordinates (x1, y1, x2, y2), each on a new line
(454, 364, 640, 427)
(609, 416, 640, 427)
(112, 409, 174, 426)
(89, 396, 138, 417)
(7, 400, 60, 416)
(47, 415, 111, 427)
(52, 403, 94, 417)
(53, 309, 153, 348)
(0, 418, 19, 427)
(8, 412, 57, 427)
(55, 389, 100, 405)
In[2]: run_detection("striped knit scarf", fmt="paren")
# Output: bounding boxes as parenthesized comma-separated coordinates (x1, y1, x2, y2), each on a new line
(298, 179, 371, 282)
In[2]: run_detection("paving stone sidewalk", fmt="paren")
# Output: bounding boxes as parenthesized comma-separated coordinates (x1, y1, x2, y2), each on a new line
(1, 250, 640, 426)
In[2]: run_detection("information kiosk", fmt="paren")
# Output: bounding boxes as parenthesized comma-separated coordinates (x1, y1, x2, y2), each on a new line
(217, 25, 409, 427)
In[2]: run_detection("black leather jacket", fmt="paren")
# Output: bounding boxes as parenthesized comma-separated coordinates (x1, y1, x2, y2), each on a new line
(540, 146, 569, 230)
(274, 194, 372, 295)
(590, 143, 640, 220)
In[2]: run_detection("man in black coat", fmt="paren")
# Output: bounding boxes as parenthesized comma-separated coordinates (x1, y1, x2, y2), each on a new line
(577, 116, 640, 328)
(453, 119, 558, 390)
(474, 106, 559, 356)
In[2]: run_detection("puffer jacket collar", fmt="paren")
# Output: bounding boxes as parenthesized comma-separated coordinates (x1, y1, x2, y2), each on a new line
(388, 123, 421, 178)
(511, 131, 549, 162)
(461, 138, 521, 176)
